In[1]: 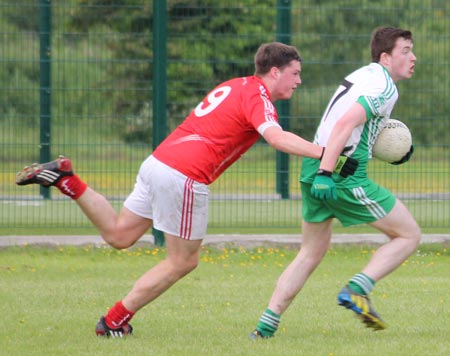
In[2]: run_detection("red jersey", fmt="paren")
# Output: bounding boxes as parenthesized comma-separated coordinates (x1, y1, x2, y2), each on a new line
(153, 76, 281, 184)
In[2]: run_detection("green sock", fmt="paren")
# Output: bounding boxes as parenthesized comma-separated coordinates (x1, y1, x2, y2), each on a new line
(256, 308, 280, 337)
(348, 273, 375, 295)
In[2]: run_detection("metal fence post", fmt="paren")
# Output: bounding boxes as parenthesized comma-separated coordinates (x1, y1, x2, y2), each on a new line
(39, 0, 51, 199)
(152, 0, 167, 246)
(276, 0, 291, 199)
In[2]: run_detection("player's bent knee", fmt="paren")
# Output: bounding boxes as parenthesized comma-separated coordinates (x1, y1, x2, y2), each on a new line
(101, 233, 137, 250)
(110, 241, 133, 250)
(411, 226, 422, 247)
(180, 258, 199, 276)
(402, 224, 421, 253)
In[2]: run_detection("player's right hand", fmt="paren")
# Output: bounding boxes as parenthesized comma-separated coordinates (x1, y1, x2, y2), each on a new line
(311, 171, 337, 200)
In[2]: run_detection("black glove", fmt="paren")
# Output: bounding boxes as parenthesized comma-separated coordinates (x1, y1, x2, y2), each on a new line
(391, 145, 414, 165)
(320, 146, 359, 178)
(334, 155, 358, 177)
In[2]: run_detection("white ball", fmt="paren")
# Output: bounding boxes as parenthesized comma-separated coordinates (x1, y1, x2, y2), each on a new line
(372, 119, 412, 163)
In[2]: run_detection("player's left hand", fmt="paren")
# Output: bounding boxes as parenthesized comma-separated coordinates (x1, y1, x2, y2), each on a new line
(311, 171, 337, 200)
(391, 145, 414, 165)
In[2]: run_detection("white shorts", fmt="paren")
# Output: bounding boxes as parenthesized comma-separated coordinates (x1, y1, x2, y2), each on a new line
(124, 155, 209, 240)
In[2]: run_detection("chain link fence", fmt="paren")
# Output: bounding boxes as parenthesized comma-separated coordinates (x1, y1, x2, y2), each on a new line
(1, 1, 449, 234)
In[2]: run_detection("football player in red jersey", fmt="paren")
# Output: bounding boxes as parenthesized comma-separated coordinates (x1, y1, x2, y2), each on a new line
(16, 42, 358, 337)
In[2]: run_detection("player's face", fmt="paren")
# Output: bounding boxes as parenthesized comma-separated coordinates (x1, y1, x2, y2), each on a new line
(272, 60, 302, 100)
(387, 38, 416, 82)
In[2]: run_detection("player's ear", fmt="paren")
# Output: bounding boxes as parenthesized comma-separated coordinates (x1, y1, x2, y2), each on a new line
(379, 51, 391, 66)
(270, 66, 281, 79)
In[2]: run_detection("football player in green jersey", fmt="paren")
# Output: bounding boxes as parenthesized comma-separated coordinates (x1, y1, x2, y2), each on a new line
(251, 27, 419, 338)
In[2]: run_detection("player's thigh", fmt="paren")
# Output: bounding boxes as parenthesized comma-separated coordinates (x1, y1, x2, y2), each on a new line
(301, 219, 333, 259)
(369, 198, 421, 239)
(116, 206, 152, 241)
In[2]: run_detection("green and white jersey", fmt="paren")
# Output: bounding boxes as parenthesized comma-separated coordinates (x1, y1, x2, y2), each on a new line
(301, 62, 398, 188)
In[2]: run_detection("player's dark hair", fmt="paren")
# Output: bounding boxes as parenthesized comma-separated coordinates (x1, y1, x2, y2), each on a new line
(371, 27, 413, 62)
(254, 42, 302, 75)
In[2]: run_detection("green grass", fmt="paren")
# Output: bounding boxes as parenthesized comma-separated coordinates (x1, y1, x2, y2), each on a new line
(1, 243, 450, 356)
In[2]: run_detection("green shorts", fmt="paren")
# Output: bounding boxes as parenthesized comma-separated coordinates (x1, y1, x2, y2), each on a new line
(301, 180, 396, 226)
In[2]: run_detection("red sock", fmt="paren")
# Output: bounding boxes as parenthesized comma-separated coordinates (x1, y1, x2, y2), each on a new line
(55, 174, 87, 200)
(105, 301, 135, 329)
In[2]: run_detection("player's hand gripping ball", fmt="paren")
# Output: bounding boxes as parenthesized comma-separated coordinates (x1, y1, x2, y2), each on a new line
(372, 119, 413, 165)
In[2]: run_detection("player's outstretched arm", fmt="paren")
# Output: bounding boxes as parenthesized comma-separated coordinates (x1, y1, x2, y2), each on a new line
(262, 126, 323, 159)
(262, 126, 358, 177)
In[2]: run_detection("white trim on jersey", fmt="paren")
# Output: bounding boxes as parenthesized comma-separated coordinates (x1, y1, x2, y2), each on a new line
(257, 121, 282, 136)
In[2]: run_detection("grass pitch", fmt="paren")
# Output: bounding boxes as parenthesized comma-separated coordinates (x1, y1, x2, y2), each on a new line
(1, 243, 450, 356)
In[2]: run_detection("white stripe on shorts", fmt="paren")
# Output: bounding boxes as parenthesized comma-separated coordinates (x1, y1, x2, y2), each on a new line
(352, 186, 387, 219)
